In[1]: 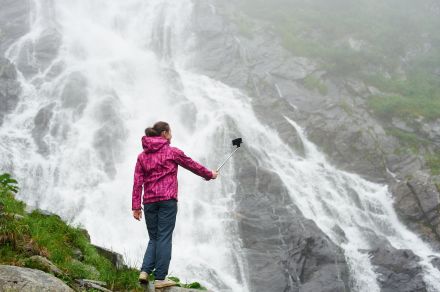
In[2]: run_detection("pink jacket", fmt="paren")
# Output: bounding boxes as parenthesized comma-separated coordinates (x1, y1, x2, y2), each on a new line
(132, 136, 213, 209)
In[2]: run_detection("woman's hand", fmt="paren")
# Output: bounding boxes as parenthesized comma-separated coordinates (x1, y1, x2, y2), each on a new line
(211, 170, 219, 179)
(133, 209, 142, 221)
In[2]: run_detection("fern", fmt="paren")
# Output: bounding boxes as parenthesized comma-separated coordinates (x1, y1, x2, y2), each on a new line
(0, 173, 19, 194)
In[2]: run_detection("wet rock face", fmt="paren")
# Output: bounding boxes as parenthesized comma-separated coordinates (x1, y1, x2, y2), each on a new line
(0, 0, 31, 54)
(0, 57, 21, 126)
(191, 1, 306, 157)
(16, 27, 62, 78)
(32, 102, 56, 156)
(393, 171, 440, 250)
(92, 93, 128, 179)
(0, 265, 74, 292)
(421, 119, 440, 147)
(60, 72, 88, 117)
(233, 147, 349, 292)
(190, 1, 403, 183)
(369, 247, 427, 292)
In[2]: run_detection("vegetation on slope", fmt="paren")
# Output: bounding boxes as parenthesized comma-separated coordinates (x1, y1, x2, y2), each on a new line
(235, 0, 440, 121)
(0, 173, 206, 291)
(231, 0, 440, 174)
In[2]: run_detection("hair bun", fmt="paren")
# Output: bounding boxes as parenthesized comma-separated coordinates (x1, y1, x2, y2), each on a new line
(145, 127, 158, 137)
(144, 121, 170, 137)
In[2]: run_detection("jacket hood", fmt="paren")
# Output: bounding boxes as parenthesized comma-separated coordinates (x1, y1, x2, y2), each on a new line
(141, 136, 169, 153)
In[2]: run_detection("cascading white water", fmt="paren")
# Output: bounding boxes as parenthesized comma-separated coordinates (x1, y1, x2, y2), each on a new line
(2, 0, 440, 291)
(1, 0, 248, 291)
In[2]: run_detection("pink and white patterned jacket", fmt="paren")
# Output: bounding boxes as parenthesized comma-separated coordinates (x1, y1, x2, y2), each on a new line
(131, 136, 213, 209)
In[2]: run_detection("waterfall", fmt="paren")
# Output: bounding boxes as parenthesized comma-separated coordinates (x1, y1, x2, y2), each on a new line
(1, 0, 248, 291)
(1, 0, 440, 291)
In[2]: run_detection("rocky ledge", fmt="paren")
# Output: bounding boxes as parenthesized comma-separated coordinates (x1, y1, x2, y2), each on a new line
(0, 265, 74, 292)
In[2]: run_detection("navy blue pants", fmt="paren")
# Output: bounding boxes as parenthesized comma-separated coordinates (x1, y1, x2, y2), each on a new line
(141, 199, 177, 280)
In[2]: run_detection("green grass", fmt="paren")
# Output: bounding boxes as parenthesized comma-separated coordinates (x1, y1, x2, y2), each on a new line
(0, 174, 141, 291)
(426, 154, 440, 176)
(368, 94, 440, 121)
(168, 276, 207, 290)
(381, 129, 440, 175)
(0, 173, 208, 291)
(233, 0, 440, 121)
(385, 128, 428, 154)
(303, 75, 328, 95)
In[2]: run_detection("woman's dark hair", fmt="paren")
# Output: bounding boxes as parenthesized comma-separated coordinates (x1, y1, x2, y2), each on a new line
(145, 121, 170, 137)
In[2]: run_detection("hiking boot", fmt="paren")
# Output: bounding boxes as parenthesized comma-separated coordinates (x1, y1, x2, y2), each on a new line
(138, 271, 148, 283)
(154, 279, 177, 288)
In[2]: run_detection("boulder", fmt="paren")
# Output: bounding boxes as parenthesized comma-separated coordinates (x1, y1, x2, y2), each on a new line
(92, 245, 126, 269)
(25, 256, 64, 277)
(0, 265, 73, 291)
(369, 246, 427, 292)
(75, 279, 111, 292)
(392, 171, 440, 249)
(73, 248, 84, 261)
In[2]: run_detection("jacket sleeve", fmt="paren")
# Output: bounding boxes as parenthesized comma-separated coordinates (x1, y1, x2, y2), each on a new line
(173, 148, 213, 180)
(132, 157, 144, 210)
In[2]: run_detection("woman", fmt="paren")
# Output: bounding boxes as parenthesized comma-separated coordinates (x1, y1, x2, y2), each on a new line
(132, 121, 218, 288)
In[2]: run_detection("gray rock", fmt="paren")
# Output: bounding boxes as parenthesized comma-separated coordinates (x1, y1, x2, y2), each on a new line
(0, 57, 21, 126)
(72, 259, 100, 279)
(232, 146, 349, 292)
(60, 72, 88, 118)
(0, 0, 31, 54)
(92, 245, 126, 269)
(14, 14, 61, 79)
(392, 117, 415, 133)
(344, 79, 369, 97)
(75, 279, 110, 292)
(26, 256, 64, 277)
(386, 154, 425, 180)
(270, 57, 317, 81)
(369, 246, 427, 292)
(421, 119, 440, 146)
(34, 27, 62, 71)
(92, 93, 128, 179)
(252, 97, 305, 156)
(392, 171, 440, 249)
(299, 101, 397, 182)
(32, 103, 56, 156)
(0, 265, 73, 291)
(73, 248, 84, 261)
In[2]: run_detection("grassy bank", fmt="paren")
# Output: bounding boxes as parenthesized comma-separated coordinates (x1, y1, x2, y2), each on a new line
(0, 173, 206, 291)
